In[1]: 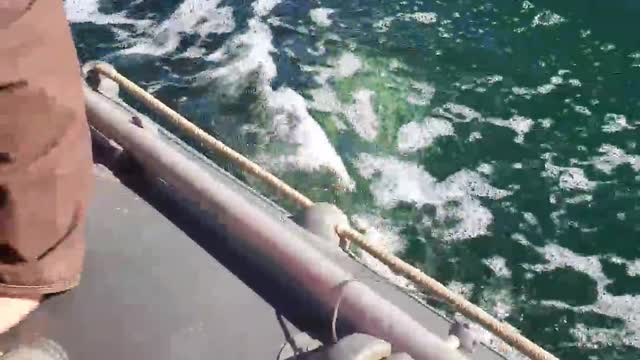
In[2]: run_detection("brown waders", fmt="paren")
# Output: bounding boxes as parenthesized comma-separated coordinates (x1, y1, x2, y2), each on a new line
(0, 0, 93, 297)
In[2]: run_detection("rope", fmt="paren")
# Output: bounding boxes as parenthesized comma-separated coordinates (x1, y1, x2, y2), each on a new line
(331, 279, 360, 344)
(93, 64, 314, 209)
(336, 226, 557, 360)
(92, 64, 558, 360)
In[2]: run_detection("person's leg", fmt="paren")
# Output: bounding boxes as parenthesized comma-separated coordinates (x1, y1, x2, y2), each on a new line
(1, 337, 68, 360)
(0, 296, 39, 334)
(0, 0, 93, 333)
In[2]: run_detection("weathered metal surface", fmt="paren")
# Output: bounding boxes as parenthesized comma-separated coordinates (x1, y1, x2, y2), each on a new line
(0, 84, 506, 360)
(1, 165, 300, 359)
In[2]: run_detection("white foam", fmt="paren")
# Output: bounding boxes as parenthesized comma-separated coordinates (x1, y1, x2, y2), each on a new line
(444, 170, 511, 200)
(484, 256, 512, 278)
(478, 287, 514, 321)
(461, 75, 503, 93)
(305, 53, 377, 140)
(468, 131, 483, 142)
(536, 83, 556, 94)
(538, 118, 553, 128)
(591, 294, 640, 348)
(566, 194, 593, 204)
(573, 105, 592, 116)
(432, 103, 482, 122)
(631, 52, 640, 67)
(439, 197, 494, 241)
(568, 79, 582, 87)
(619, 259, 640, 277)
(309, 8, 335, 27)
(531, 10, 566, 27)
(610, 256, 640, 278)
(602, 113, 635, 133)
(307, 86, 378, 142)
(531, 245, 640, 348)
(512, 233, 530, 246)
(308, 86, 342, 113)
(476, 163, 494, 176)
(373, 16, 394, 32)
(543, 155, 596, 191)
(355, 155, 509, 241)
(550, 76, 563, 85)
(512, 82, 564, 97)
(193, 11, 353, 189)
(484, 75, 504, 84)
(181, 46, 207, 58)
(64, 0, 152, 26)
(252, 0, 282, 17)
(373, 12, 437, 32)
(262, 87, 355, 190)
(352, 214, 405, 254)
(601, 43, 616, 52)
(486, 115, 534, 143)
(406, 81, 436, 106)
(343, 90, 378, 141)
(512, 87, 535, 97)
(447, 281, 475, 299)
(556, 167, 594, 191)
(331, 52, 363, 79)
(522, 1, 535, 11)
(389, 59, 408, 71)
(527, 244, 609, 292)
(351, 214, 415, 289)
(200, 19, 277, 94)
(120, 0, 235, 56)
(403, 12, 438, 25)
(593, 144, 640, 174)
(355, 154, 444, 208)
(397, 117, 454, 153)
(307, 52, 363, 83)
(549, 208, 565, 227)
(571, 323, 625, 350)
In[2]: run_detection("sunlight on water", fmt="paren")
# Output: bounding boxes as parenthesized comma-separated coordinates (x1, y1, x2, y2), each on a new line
(66, 0, 640, 358)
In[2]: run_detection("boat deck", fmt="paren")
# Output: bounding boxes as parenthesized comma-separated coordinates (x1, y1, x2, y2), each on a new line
(2, 165, 300, 359)
(0, 105, 506, 360)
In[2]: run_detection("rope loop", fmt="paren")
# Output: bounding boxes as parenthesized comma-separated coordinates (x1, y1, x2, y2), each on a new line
(331, 279, 361, 344)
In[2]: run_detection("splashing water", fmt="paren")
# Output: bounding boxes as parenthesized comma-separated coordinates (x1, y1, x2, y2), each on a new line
(66, 0, 640, 358)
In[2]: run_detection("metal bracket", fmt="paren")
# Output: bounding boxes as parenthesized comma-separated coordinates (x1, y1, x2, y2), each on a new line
(278, 333, 416, 360)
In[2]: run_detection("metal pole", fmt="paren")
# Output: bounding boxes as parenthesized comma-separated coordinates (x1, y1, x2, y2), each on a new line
(83, 85, 468, 360)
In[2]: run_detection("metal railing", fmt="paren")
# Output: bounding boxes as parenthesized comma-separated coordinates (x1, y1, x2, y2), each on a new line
(86, 62, 558, 360)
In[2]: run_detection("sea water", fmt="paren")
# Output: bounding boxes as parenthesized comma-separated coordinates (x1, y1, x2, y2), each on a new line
(65, 1, 640, 358)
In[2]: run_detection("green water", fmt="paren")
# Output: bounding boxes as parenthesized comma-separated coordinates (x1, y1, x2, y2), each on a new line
(67, 0, 640, 358)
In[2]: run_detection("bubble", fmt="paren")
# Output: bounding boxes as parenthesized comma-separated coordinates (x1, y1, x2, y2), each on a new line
(309, 8, 335, 27)
(602, 114, 635, 133)
(345, 89, 379, 141)
(484, 256, 513, 278)
(543, 156, 596, 191)
(593, 144, 640, 174)
(397, 117, 454, 153)
(531, 10, 566, 27)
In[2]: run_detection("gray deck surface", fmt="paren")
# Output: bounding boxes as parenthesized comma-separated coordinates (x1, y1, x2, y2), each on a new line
(0, 113, 505, 359)
(1, 166, 301, 359)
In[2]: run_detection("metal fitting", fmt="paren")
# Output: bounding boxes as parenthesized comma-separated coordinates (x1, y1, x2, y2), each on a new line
(0, 338, 68, 360)
(302, 203, 351, 250)
(82, 61, 120, 98)
(448, 318, 480, 354)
